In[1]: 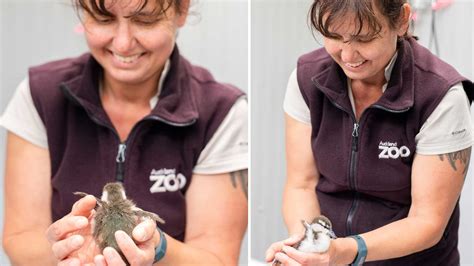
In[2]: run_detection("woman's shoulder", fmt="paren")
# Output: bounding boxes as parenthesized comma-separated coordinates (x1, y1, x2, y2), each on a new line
(27, 53, 93, 116)
(181, 56, 244, 98)
(297, 46, 332, 67)
(28, 53, 92, 97)
(29, 53, 91, 80)
(408, 39, 464, 85)
(296, 47, 334, 82)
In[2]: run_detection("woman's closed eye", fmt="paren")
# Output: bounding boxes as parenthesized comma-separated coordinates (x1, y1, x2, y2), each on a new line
(92, 15, 115, 24)
(132, 17, 161, 26)
(354, 36, 377, 43)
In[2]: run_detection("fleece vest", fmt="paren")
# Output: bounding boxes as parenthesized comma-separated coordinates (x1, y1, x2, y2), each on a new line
(29, 47, 244, 241)
(297, 38, 473, 265)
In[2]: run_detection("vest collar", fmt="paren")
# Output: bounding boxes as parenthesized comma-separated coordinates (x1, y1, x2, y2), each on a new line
(311, 39, 415, 114)
(60, 46, 198, 127)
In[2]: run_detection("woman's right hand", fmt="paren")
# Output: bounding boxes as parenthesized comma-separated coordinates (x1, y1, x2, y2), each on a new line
(46, 195, 101, 265)
(265, 234, 304, 264)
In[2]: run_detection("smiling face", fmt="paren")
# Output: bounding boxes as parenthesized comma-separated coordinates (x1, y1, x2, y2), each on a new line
(310, 0, 411, 85)
(79, 0, 189, 86)
(323, 9, 405, 85)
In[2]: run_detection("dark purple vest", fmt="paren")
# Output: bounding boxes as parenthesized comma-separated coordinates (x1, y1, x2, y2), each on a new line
(297, 38, 473, 265)
(29, 47, 244, 241)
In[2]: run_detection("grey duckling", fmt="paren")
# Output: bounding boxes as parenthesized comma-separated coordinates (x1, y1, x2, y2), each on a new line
(74, 182, 165, 264)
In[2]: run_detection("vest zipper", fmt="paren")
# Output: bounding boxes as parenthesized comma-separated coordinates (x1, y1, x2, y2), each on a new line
(349, 123, 359, 188)
(346, 192, 360, 236)
(116, 143, 127, 182)
(320, 97, 362, 235)
(346, 122, 360, 236)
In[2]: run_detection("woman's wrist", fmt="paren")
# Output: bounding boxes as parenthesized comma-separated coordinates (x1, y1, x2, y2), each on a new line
(332, 237, 359, 264)
(153, 228, 167, 263)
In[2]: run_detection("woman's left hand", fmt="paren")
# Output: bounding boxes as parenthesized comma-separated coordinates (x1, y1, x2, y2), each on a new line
(269, 238, 357, 266)
(94, 219, 160, 266)
(273, 244, 334, 266)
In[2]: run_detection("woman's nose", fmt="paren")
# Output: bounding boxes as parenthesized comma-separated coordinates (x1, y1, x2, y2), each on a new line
(112, 22, 136, 54)
(340, 43, 359, 63)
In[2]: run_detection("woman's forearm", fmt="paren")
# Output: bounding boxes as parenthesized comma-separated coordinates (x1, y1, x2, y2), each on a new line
(358, 216, 442, 262)
(3, 230, 56, 266)
(157, 235, 227, 265)
(282, 184, 321, 236)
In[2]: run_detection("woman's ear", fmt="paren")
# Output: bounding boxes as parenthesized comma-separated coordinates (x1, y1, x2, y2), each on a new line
(398, 3, 412, 37)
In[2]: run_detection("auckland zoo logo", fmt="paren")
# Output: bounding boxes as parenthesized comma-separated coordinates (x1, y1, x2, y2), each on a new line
(378, 141, 411, 159)
(149, 168, 187, 193)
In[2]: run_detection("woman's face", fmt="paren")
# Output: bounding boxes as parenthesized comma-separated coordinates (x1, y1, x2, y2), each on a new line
(82, 0, 188, 86)
(323, 6, 408, 85)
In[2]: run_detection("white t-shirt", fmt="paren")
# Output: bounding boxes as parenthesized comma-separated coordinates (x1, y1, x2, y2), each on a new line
(0, 74, 248, 175)
(283, 63, 473, 155)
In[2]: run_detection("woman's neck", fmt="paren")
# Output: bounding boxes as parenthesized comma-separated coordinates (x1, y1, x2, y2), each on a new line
(101, 73, 161, 107)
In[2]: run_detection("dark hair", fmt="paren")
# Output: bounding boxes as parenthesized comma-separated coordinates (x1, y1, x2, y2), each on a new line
(73, 0, 184, 21)
(309, 0, 409, 41)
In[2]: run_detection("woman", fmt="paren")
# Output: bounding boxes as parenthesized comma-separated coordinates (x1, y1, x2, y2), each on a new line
(1, 0, 248, 265)
(266, 0, 472, 265)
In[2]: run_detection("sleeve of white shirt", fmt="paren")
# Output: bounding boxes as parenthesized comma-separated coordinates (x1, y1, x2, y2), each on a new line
(283, 68, 311, 124)
(415, 83, 474, 154)
(193, 97, 248, 174)
(0, 78, 48, 148)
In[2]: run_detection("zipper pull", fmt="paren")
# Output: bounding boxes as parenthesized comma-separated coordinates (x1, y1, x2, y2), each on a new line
(352, 123, 359, 151)
(116, 143, 127, 182)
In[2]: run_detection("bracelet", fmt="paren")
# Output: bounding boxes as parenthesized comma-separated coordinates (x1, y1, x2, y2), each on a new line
(349, 235, 367, 266)
(153, 228, 167, 263)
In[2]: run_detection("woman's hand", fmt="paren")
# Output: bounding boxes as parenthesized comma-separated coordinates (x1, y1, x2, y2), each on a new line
(46, 195, 101, 265)
(266, 237, 357, 266)
(265, 234, 303, 264)
(94, 219, 160, 266)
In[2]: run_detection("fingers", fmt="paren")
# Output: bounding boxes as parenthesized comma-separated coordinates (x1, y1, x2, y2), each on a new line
(51, 234, 84, 260)
(265, 234, 304, 263)
(71, 195, 97, 217)
(132, 218, 156, 243)
(115, 230, 142, 263)
(265, 241, 284, 262)
(274, 252, 300, 266)
(281, 246, 310, 264)
(46, 216, 88, 243)
(94, 254, 107, 266)
(103, 247, 127, 266)
(281, 246, 330, 266)
(283, 234, 304, 246)
(116, 230, 155, 264)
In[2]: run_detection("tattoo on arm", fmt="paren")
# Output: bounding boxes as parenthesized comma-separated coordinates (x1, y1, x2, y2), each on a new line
(230, 169, 248, 199)
(438, 147, 471, 176)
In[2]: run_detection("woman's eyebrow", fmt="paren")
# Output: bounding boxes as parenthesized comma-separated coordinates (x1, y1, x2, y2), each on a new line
(124, 10, 159, 18)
